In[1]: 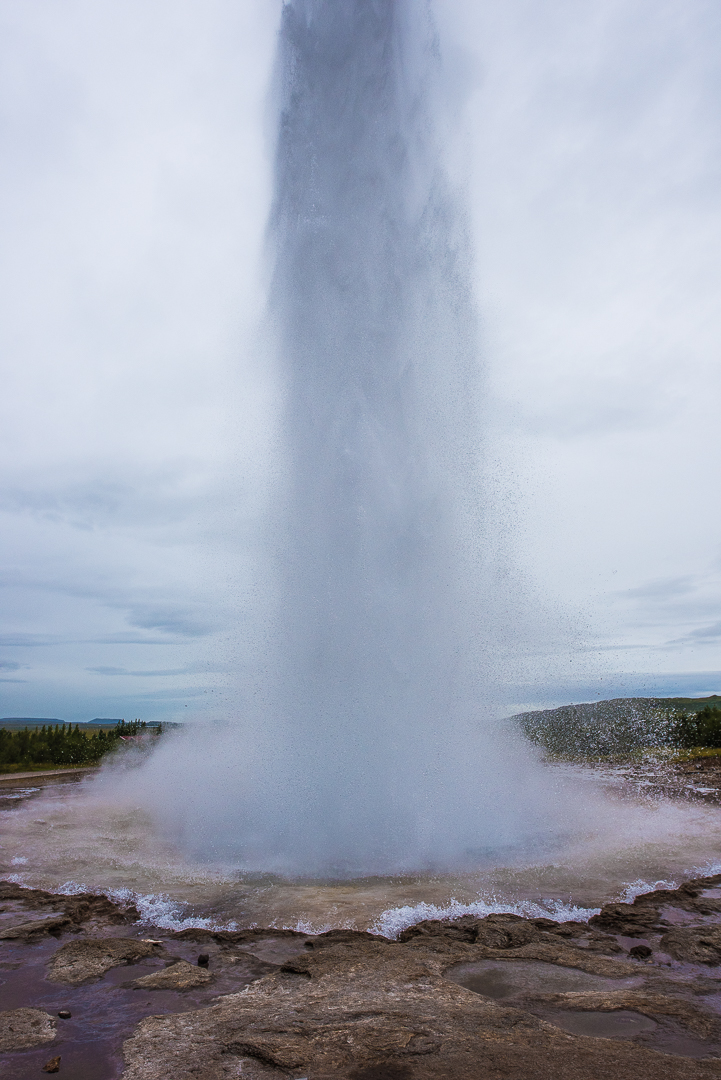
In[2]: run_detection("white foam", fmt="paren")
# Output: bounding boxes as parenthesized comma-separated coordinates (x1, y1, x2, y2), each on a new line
(371, 896, 602, 940)
(694, 861, 721, 878)
(111, 888, 241, 932)
(618, 879, 678, 903)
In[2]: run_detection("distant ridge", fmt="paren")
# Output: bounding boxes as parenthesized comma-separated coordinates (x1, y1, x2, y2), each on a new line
(1, 717, 171, 730)
(0, 717, 63, 731)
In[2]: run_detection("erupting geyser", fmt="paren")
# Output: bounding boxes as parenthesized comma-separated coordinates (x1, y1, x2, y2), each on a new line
(123, 0, 593, 876)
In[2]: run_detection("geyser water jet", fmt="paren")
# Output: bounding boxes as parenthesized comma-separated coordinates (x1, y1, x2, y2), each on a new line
(114, 0, 597, 876)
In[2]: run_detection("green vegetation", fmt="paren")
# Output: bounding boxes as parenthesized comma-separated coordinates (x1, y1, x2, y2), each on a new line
(675, 705, 721, 749)
(514, 696, 721, 760)
(0, 719, 160, 773)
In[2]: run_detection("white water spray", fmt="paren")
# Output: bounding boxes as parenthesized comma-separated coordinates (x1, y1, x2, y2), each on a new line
(106, 0, 601, 876)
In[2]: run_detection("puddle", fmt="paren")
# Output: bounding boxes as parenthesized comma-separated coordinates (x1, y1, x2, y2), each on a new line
(547, 1008, 656, 1038)
(444, 960, 642, 999)
(542, 1008, 720, 1057)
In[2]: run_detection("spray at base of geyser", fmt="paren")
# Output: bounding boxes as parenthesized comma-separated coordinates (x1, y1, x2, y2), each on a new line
(103, 720, 604, 878)
(98, 0, 648, 878)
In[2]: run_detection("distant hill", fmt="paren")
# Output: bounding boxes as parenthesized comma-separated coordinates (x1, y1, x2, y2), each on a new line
(513, 696, 721, 757)
(0, 717, 165, 731)
(0, 718, 61, 731)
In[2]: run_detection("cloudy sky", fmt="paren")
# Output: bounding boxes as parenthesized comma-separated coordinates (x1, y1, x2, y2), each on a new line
(1, 0, 720, 722)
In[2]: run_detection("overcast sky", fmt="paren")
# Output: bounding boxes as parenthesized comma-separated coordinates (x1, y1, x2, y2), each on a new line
(1, 0, 720, 722)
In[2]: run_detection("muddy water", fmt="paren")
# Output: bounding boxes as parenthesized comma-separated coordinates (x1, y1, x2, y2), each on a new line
(1, 765, 721, 934)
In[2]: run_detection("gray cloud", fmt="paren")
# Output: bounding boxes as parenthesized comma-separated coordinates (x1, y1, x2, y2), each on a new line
(668, 621, 721, 645)
(87, 663, 214, 677)
(687, 622, 721, 640)
(623, 577, 697, 601)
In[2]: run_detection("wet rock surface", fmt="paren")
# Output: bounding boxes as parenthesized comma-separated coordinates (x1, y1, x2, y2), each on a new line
(0, 880, 140, 941)
(0, 1007, 56, 1051)
(593, 754, 721, 804)
(48, 937, 162, 985)
(130, 958, 214, 991)
(3, 877, 721, 1078)
(662, 928, 721, 964)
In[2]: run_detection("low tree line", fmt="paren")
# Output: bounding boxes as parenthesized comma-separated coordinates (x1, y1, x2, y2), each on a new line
(0, 719, 159, 771)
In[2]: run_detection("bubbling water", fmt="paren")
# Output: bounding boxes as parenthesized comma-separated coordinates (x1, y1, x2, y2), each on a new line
(84, 1, 633, 876)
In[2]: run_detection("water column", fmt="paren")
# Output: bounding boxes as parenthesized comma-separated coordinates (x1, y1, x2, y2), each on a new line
(267, 0, 495, 872)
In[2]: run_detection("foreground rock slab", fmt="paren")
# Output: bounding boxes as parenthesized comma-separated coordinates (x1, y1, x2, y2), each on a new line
(121, 935, 721, 1080)
(0, 1008, 56, 1052)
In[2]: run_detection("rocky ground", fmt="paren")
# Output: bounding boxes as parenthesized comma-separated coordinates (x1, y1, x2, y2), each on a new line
(4, 878, 721, 1077)
(586, 752, 721, 804)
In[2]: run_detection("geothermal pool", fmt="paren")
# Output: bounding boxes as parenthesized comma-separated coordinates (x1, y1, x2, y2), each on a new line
(2, 768, 720, 937)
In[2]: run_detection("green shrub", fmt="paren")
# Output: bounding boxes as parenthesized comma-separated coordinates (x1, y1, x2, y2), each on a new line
(674, 706, 721, 749)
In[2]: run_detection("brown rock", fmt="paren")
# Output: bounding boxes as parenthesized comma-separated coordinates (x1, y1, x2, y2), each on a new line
(589, 875, 721, 935)
(398, 913, 537, 946)
(132, 959, 213, 991)
(0, 1007, 56, 1051)
(43, 1055, 61, 1073)
(588, 902, 662, 935)
(170, 926, 305, 945)
(0, 879, 139, 934)
(48, 937, 161, 985)
(0, 915, 72, 941)
(661, 926, 721, 964)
